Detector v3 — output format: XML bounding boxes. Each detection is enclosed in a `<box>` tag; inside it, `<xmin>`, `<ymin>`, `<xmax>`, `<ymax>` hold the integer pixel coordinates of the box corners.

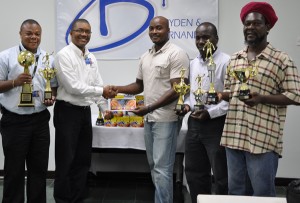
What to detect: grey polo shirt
<box><xmin>137</xmin><ymin>41</ymin><xmax>190</xmax><ymax>122</ymax></box>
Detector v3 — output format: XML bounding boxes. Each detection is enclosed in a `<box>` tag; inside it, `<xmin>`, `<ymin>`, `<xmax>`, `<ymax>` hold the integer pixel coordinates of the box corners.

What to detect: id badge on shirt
<box><xmin>85</xmin><ymin>57</ymin><xmax>93</xmax><ymax>65</ymax></box>
<box><xmin>32</xmin><ymin>90</ymin><xmax>40</xmax><ymax>97</ymax></box>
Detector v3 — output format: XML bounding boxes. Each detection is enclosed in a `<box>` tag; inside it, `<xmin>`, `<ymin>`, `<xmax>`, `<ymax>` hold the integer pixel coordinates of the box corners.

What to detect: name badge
<box><xmin>32</xmin><ymin>90</ymin><xmax>40</xmax><ymax>97</ymax></box>
<box><xmin>85</xmin><ymin>57</ymin><xmax>93</xmax><ymax>65</ymax></box>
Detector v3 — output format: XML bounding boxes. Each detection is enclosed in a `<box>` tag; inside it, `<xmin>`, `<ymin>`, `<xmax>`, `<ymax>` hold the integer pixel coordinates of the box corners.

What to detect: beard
<box><xmin>244</xmin><ymin>34</ymin><xmax>266</xmax><ymax>46</ymax></box>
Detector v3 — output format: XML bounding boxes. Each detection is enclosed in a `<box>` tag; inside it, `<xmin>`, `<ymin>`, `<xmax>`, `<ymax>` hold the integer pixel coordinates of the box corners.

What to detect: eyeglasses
<box><xmin>72</xmin><ymin>29</ymin><xmax>92</xmax><ymax>35</ymax></box>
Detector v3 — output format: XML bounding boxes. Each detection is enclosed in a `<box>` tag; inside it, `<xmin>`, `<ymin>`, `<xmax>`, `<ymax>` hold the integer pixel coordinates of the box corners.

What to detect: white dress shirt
<box><xmin>184</xmin><ymin>49</ymin><xmax>230</xmax><ymax>119</ymax></box>
<box><xmin>55</xmin><ymin>42</ymin><xmax>106</xmax><ymax>107</ymax></box>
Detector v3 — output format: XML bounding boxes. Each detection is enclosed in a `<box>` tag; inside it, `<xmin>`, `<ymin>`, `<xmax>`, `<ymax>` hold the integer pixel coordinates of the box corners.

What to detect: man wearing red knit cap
<box><xmin>218</xmin><ymin>2</ymin><xmax>300</xmax><ymax>196</ymax></box>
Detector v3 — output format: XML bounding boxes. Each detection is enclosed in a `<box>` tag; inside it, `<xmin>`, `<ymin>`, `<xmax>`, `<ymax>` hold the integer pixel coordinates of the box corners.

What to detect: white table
<box><xmin>90</xmin><ymin>114</ymin><xmax>188</xmax><ymax>202</ymax></box>
<box><xmin>90</xmin><ymin>114</ymin><xmax>187</xmax><ymax>173</ymax></box>
<box><xmin>91</xmin><ymin>115</ymin><xmax>187</xmax><ymax>152</ymax></box>
<box><xmin>197</xmin><ymin>195</ymin><xmax>287</xmax><ymax>203</ymax></box>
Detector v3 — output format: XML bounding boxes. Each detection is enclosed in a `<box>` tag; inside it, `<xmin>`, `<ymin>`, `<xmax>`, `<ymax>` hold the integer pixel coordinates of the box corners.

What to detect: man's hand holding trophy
<box><xmin>17</xmin><ymin>50</ymin><xmax>35</xmax><ymax>107</ymax></box>
<box><xmin>39</xmin><ymin>52</ymin><xmax>57</xmax><ymax>103</ymax></box>
<box><xmin>204</xmin><ymin>39</ymin><xmax>218</xmax><ymax>104</ymax></box>
<box><xmin>227</xmin><ymin>62</ymin><xmax>258</xmax><ymax>101</ymax></box>
<box><xmin>173</xmin><ymin>68</ymin><xmax>190</xmax><ymax>111</ymax></box>
<box><xmin>193</xmin><ymin>74</ymin><xmax>206</xmax><ymax>111</ymax></box>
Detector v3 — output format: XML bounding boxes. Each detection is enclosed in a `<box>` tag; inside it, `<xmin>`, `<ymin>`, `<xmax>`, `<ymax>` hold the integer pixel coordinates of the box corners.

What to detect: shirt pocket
<box><xmin>86</xmin><ymin>63</ymin><xmax>98</xmax><ymax>85</ymax></box>
<box><xmin>154</xmin><ymin>63</ymin><xmax>169</xmax><ymax>79</ymax></box>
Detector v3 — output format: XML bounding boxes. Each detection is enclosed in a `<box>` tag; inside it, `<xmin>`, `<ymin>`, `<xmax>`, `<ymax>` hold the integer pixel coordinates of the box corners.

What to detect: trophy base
<box><xmin>44</xmin><ymin>91</ymin><xmax>52</xmax><ymax>100</ymax></box>
<box><xmin>18</xmin><ymin>93</ymin><xmax>34</xmax><ymax>107</ymax></box>
<box><xmin>194</xmin><ymin>104</ymin><xmax>204</xmax><ymax>111</ymax></box>
<box><xmin>175</xmin><ymin>104</ymin><xmax>184</xmax><ymax>111</ymax></box>
<box><xmin>96</xmin><ymin>118</ymin><xmax>104</xmax><ymax>126</ymax></box>
<box><xmin>207</xmin><ymin>93</ymin><xmax>218</xmax><ymax>104</ymax></box>
<box><xmin>18</xmin><ymin>103</ymin><xmax>35</xmax><ymax>107</ymax></box>
<box><xmin>239</xmin><ymin>89</ymin><xmax>251</xmax><ymax>101</ymax></box>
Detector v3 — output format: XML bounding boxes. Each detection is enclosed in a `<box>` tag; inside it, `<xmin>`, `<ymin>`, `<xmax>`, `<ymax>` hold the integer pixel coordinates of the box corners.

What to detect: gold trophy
<box><xmin>193</xmin><ymin>74</ymin><xmax>205</xmax><ymax>111</ymax></box>
<box><xmin>39</xmin><ymin>52</ymin><xmax>57</xmax><ymax>100</ymax></box>
<box><xmin>204</xmin><ymin>40</ymin><xmax>218</xmax><ymax>104</ymax></box>
<box><xmin>18</xmin><ymin>51</ymin><xmax>35</xmax><ymax>107</ymax></box>
<box><xmin>227</xmin><ymin>64</ymin><xmax>258</xmax><ymax>100</ymax></box>
<box><xmin>173</xmin><ymin>68</ymin><xmax>190</xmax><ymax>111</ymax></box>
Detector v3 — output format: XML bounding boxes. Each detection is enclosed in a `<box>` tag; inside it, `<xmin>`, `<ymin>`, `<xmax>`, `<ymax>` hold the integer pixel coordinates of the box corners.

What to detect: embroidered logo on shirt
<box><xmin>85</xmin><ymin>57</ymin><xmax>93</xmax><ymax>65</ymax></box>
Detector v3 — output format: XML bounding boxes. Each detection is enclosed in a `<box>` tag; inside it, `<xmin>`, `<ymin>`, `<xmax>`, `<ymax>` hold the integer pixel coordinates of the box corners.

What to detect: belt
<box><xmin>56</xmin><ymin>100</ymin><xmax>90</xmax><ymax>110</ymax></box>
<box><xmin>0</xmin><ymin>106</ymin><xmax>46</xmax><ymax>116</ymax></box>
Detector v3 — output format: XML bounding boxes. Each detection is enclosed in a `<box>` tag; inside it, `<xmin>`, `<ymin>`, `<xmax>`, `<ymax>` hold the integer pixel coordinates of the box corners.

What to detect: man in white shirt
<box><xmin>178</xmin><ymin>22</ymin><xmax>230</xmax><ymax>203</ymax></box>
<box><xmin>53</xmin><ymin>19</ymin><xmax>116</xmax><ymax>203</ymax></box>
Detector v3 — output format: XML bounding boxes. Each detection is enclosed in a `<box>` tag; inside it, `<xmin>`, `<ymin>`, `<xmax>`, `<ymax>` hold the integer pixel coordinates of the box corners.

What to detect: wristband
<box><xmin>12</xmin><ymin>80</ymin><xmax>15</xmax><ymax>88</ymax></box>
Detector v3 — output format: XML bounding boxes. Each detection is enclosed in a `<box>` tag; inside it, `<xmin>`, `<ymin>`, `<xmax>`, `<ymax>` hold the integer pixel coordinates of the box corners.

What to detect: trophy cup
<box><xmin>39</xmin><ymin>52</ymin><xmax>57</xmax><ymax>100</ymax></box>
<box><xmin>18</xmin><ymin>50</ymin><xmax>35</xmax><ymax>107</ymax></box>
<box><xmin>193</xmin><ymin>74</ymin><xmax>205</xmax><ymax>111</ymax></box>
<box><xmin>227</xmin><ymin>64</ymin><xmax>258</xmax><ymax>100</ymax></box>
<box><xmin>204</xmin><ymin>40</ymin><xmax>218</xmax><ymax>104</ymax></box>
<box><xmin>173</xmin><ymin>68</ymin><xmax>190</xmax><ymax>111</ymax></box>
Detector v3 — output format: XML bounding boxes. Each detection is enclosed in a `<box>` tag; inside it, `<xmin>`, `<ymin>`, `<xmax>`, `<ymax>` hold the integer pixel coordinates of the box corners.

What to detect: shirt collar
<box><xmin>238</xmin><ymin>43</ymin><xmax>273</xmax><ymax>61</ymax></box>
<box><xmin>197</xmin><ymin>48</ymin><xmax>220</xmax><ymax>63</ymax></box>
<box><xmin>69</xmin><ymin>42</ymin><xmax>90</xmax><ymax>58</ymax></box>
<box><xmin>149</xmin><ymin>40</ymin><xmax>171</xmax><ymax>54</ymax></box>
<box><xmin>19</xmin><ymin>42</ymin><xmax>41</xmax><ymax>57</ymax></box>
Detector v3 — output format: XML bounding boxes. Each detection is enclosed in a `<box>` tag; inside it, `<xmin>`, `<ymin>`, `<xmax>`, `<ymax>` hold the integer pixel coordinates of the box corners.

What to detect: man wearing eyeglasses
<box><xmin>53</xmin><ymin>19</ymin><xmax>117</xmax><ymax>203</ymax></box>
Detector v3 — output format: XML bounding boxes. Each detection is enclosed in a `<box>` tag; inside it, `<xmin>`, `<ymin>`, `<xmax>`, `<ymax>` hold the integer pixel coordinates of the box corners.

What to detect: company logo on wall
<box><xmin>56</xmin><ymin>0</ymin><xmax>218</xmax><ymax>59</ymax></box>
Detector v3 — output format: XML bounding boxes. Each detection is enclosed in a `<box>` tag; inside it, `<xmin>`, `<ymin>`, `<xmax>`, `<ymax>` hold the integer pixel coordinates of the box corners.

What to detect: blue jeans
<box><xmin>144</xmin><ymin>121</ymin><xmax>178</xmax><ymax>203</ymax></box>
<box><xmin>226</xmin><ymin>147</ymin><xmax>279</xmax><ymax>196</ymax></box>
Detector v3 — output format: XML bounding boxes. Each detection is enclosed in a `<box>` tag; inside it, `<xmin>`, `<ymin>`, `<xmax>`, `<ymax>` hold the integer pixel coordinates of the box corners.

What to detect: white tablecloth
<box><xmin>197</xmin><ymin>195</ymin><xmax>287</xmax><ymax>203</ymax></box>
<box><xmin>92</xmin><ymin>114</ymin><xmax>188</xmax><ymax>153</ymax></box>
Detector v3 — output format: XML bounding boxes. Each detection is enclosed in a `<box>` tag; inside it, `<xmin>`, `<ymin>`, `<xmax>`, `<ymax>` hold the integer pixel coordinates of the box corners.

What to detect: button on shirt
<box><xmin>55</xmin><ymin>42</ymin><xmax>104</xmax><ymax>107</ymax></box>
<box><xmin>184</xmin><ymin>49</ymin><xmax>230</xmax><ymax>118</ymax></box>
<box><xmin>221</xmin><ymin>43</ymin><xmax>300</xmax><ymax>155</ymax></box>
<box><xmin>0</xmin><ymin>43</ymin><xmax>57</xmax><ymax>115</ymax></box>
<box><xmin>137</xmin><ymin>41</ymin><xmax>190</xmax><ymax>122</ymax></box>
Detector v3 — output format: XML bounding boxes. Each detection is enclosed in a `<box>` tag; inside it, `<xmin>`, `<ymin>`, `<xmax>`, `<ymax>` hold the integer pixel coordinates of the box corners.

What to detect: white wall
<box><xmin>0</xmin><ymin>0</ymin><xmax>299</xmax><ymax>178</ymax></box>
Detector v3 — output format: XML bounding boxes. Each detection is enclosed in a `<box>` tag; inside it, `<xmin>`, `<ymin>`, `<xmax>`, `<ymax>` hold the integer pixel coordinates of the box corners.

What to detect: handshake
<box><xmin>102</xmin><ymin>85</ymin><xmax>118</xmax><ymax>99</ymax></box>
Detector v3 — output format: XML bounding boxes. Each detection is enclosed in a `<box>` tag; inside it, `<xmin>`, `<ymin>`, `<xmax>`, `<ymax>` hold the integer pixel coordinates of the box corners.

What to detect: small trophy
<box><xmin>96</xmin><ymin>110</ymin><xmax>104</xmax><ymax>126</ymax></box>
<box><xmin>18</xmin><ymin>50</ymin><xmax>35</xmax><ymax>107</ymax></box>
<box><xmin>204</xmin><ymin>40</ymin><xmax>218</xmax><ymax>104</ymax></box>
<box><xmin>193</xmin><ymin>74</ymin><xmax>205</xmax><ymax>111</ymax></box>
<box><xmin>227</xmin><ymin>64</ymin><xmax>258</xmax><ymax>100</ymax></box>
<box><xmin>39</xmin><ymin>52</ymin><xmax>57</xmax><ymax>100</ymax></box>
<box><xmin>173</xmin><ymin>68</ymin><xmax>190</xmax><ymax>111</ymax></box>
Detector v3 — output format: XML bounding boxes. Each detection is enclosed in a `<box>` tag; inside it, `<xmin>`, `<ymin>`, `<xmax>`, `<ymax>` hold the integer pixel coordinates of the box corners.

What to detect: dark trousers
<box><xmin>53</xmin><ymin>100</ymin><xmax>92</xmax><ymax>203</ymax></box>
<box><xmin>185</xmin><ymin>115</ymin><xmax>228</xmax><ymax>203</ymax></box>
<box><xmin>0</xmin><ymin>108</ymin><xmax>50</xmax><ymax>203</ymax></box>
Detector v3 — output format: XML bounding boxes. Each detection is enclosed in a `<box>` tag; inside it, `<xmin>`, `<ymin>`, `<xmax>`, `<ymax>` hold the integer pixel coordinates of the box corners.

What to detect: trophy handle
<box><xmin>227</xmin><ymin>66</ymin><xmax>234</xmax><ymax>77</ymax></box>
<box><xmin>250</xmin><ymin>65</ymin><xmax>258</xmax><ymax>77</ymax></box>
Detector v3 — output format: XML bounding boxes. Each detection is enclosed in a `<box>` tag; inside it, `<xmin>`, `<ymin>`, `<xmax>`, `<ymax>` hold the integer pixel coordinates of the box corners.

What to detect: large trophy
<box><xmin>227</xmin><ymin>64</ymin><xmax>258</xmax><ymax>100</ymax></box>
<box><xmin>39</xmin><ymin>52</ymin><xmax>57</xmax><ymax>100</ymax></box>
<box><xmin>193</xmin><ymin>74</ymin><xmax>205</xmax><ymax>111</ymax></box>
<box><xmin>18</xmin><ymin>51</ymin><xmax>35</xmax><ymax>107</ymax></box>
<box><xmin>204</xmin><ymin>40</ymin><xmax>218</xmax><ymax>104</ymax></box>
<box><xmin>173</xmin><ymin>68</ymin><xmax>190</xmax><ymax>111</ymax></box>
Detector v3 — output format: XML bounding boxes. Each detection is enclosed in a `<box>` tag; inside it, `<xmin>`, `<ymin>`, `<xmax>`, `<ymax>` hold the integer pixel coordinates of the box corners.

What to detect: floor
<box><xmin>0</xmin><ymin>173</ymin><xmax>288</xmax><ymax>203</ymax></box>
<box><xmin>0</xmin><ymin>172</ymin><xmax>192</xmax><ymax>203</ymax></box>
